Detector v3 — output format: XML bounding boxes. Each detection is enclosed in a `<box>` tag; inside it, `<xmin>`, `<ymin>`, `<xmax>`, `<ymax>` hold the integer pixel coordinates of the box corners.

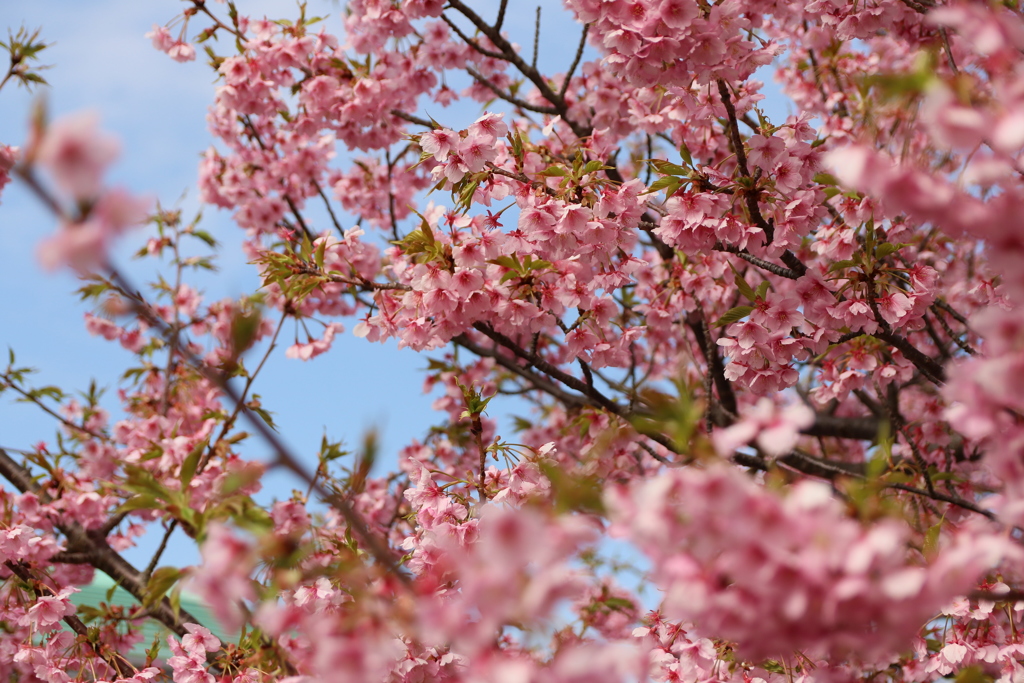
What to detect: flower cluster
<box><xmin>609</xmin><ymin>465</ymin><xmax>1009</xmax><ymax>664</ymax></box>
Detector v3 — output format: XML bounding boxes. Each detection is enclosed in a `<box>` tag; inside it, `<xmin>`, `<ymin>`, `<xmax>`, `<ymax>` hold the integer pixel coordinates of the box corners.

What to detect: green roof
<box><xmin>67</xmin><ymin>572</ymin><xmax>234</xmax><ymax>660</ymax></box>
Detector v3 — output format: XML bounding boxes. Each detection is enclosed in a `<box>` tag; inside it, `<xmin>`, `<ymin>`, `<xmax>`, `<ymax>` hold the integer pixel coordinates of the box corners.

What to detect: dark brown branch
<box><xmin>970</xmin><ymin>588</ymin><xmax>1024</xmax><ymax>602</ymax></box>
<box><xmin>390</xmin><ymin>109</ymin><xmax>436</xmax><ymax>129</ymax></box>
<box><xmin>931</xmin><ymin>303</ymin><xmax>976</xmax><ymax>355</ymax></box>
<box><xmin>934</xmin><ymin>298</ymin><xmax>970</xmax><ymax>326</ymax></box>
<box><xmin>716</xmin><ymin>79</ymin><xmax>786</xmax><ymax>248</ymax></box>
<box><xmin>889</xmin><ymin>483</ymin><xmax>994</xmax><ymax>520</ymax></box>
<box><xmin>454</xmin><ymin>333</ymin><xmax>589</xmax><ymax>409</ymax></box>
<box><xmin>472</xmin><ymin>323</ymin><xmax>624</xmax><ymax>415</ymax></box>
<box><xmin>871</xmin><ymin>329</ymin><xmax>947</xmax><ymax>384</ymax></box>
<box><xmin>240</xmin><ymin>116</ymin><xmax>316</xmax><ymax>242</ymax></box>
<box><xmin>717</xmin><ymin>79</ymin><xmax>751</xmax><ymax>176</ymax></box>
<box><xmin>801</xmin><ymin>413</ymin><xmax>881</xmax><ymax>440</ymax></box>
<box><xmin>730</xmin><ymin>445</ymin><xmax>994</xmax><ymax>519</ymax></box>
<box><xmin>0</xmin><ymin>373</ymin><xmax>109</xmax><ymax>442</ymax></box>
<box><xmin>313</xmin><ymin>180</ymin><xmax>345</xmax><ymax>238</ymax></box>
<box><xmin>495</xmin><ymin>0</ymin><xmax>509</xmax><ymax>31</ymax></box>
<box><xmin>714</xmin><ymin>242</ymin><xmax>803</xmax><ymax>280</ymax></box>
<box><xmin>686</xmin><ymin>315</ymin><xmax>738</xmax><ymax>416</ymax></box>
<box><xmin>142</xmin><ymin>520</ymin><xmax>177</xmax><ymax>584</ymax></box>
<box><xmin>531</xmin><ymin>6</ymin><xmax>541</xmax><ymax>69</ymax></box>
<box><xmin>465</xmin><ymin>65</ymin><xmax>560</xmax><ymax>115</ymax></box>
<box><xmin>440</xmin><ymin>13</ymin><xmax>506</xmax><ymax>60</ymax></box>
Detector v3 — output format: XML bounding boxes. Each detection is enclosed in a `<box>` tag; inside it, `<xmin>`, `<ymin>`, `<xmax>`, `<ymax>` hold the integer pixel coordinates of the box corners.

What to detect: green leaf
<box><xmin>873</xmin><ymin>242</ymin><xmax>907</xmax><ymax>259</ymax></box>
<box><xmin>955</xmin><ymin>665</ymin><xmax>993</xmax><ymax>683</ymax></box>
<box><xmin>733</xmin><ymin>271</ymin><xmax>758</xmax><ymax>302</ymax></box>
<box><xmin>456</xmin><ymin>379</ymin><xmax>493</xmax><ymax>416</ymax></box>
<box><xmin>145</xmin><ymin>633</ymin><xmax>162</xmax><ymax>665</ymax></box>
<box><xmin>581</xmin><ymin>160</ymin><xmax>607</xmax><ymax>175</ymax></box>
<box><xmin>828</xmin><ymin>259</ymin><xmax>858</xmax><ymax>273</ymax></box>
<box><xmin>922</xmin><ymin>516</ymin><xmax>944</xmax><ymax>559</ymax></box>
<box><xmin>419</xmin><ymin>220</ymin><xmax>436</xmax><ymax>246</ymax></box>
<box><xmin>313</xmin><ymin>238</ymin><xmax>327</xmax><ymax>270</ymax></box>
<box><xmin>77</xmin><ymin>282</ymin><xmax>111</xmax><ymax>301</ymax></box>
<box><xmin>230</xmin><ymin>308</ymin><xmax>262</xmax><ymax>357</ymax></box>
<box><xmin>179</xmin><ymin>440</ymin><xmax>206</xmax><ymax>488</ymax></box>
<box><xmin>143</xmin><ymin>567</ymin><xmax>181</xmax><ymax>610</ymax></box>
<box><xmin>678</xmin><ymin>142</ymin><xmax>694</xmax><ymax>168</ymax></box>
<box><xmin>248</xmin><ymin>394</ymin><xmax>277</xmax><ymax>431</ymax></box>
<box><xmin>714</xmin><ymin>305</ymin><xmax>755</xmax><ymax>327</ymax></box>
<box><xmin>642</xmin><ymin>176</ymin><xmax>682</xmax><ymax>195</ymax></box>
<box><xmin>122</xmin><ymin>464</ymin><xmax>171</xmax><ymax>500</ymax></box>
<box><xmin>649</xmin><ymin>159</ymin><xmax>689</xmax><ymax>176</ymax></box>
<box><xmin>507</xmin><ymin>131</ymin><xmax>524</xmax><ymax>160</ymax></box>
<box><xmin>77</xmin><ymin>605</ymin><xmax>104</xmax><ymax>624</ymax></box>
<box><xmin>489</xmin><ymin>255</ymin><xmax>521</xmax><ymax>272</ymax></box>
<box><xmin>116</xmin><ymin>495</ymin><xmax>161</xmax><ymax>515</ymax></box>
<box><xmin>538</xmin><ymin>461</ymin><xmax>605</xmax><ymax>515</ymax></box>
<box><xmin>525</xmin><ymin>256</ymin><xmax>552</xmax><ymax>271</ymax></box>
<box><xmin>538</xmin><ymin>165</ymin><xmax>568</xmax><ymax>177</ymax></box>
<box><xmin>755</xmin><ymin>281</ymin><xmax>770</xmax><ymax>300</ymax></box>
<box><xmin>168</xmin><ymin>585</ymin><xmax>181</xmax><ymax>622</ymax></box>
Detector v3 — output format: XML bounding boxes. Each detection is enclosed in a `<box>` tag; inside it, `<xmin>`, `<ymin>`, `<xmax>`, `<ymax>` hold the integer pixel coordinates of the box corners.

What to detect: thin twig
<box><xmin>560</xmin><ymin>24</ymin><xmax>589</xmax><ymax>100</ymax></box>
<box><xmin>389</xmin><ymin>109</ymin><xmax>436</xmax><ymax>129</ymax></box>
<box><xmin>465</xmin><ymin>65</ymin><xmax>560</xmax><ymax>115</ymax></box>
<box><xmin>531</xmin><ymin>6</ymin><xmax>541</xmax><ymax>69</ymax></box>
<box><xmin>313</xmin><ymin>180</ymin><xmax>345</xmax><ymax>238</ymax></box>
<box><xmin>871</xmin><ymin>329</ymin><xmax>946</xmax><ymax>384</ymax></box>
<box><xmin>495</xmin><ymin>0</ymin><xmax>509</xmax><ymax>31</ymax></box>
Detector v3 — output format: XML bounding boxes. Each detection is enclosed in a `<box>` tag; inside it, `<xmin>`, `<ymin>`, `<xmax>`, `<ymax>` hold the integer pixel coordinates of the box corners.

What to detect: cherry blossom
<box><xmin>4</xmin><ymin>0</ymin><xmax>1024</xmax><ymax>681</ymax></box>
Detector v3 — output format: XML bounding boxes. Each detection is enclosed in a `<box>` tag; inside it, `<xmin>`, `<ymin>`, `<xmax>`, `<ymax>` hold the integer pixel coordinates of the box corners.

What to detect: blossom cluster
<box><xmin>609</xmin><ymin>465</ymin><xmax>1008</xmax><ymax>663</ymax></box>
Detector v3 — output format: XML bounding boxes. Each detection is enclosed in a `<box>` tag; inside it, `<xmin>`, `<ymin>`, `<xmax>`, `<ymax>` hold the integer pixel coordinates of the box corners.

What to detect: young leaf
<box><xmin>733</xmin><ymin>271</ymin><xmax>758</xmax><ymax>302</ymax></box>
<box><xmin>179</xmin><ymin>439</ymin><xmax>207</xmax><ymax>488</ymax></box>
<box><xmin>714</xmin><ymin>305</ymin><xmax>755</xmax><ymax>327</ymax></box>
<box><xmin>143</xmin><ymin>566</ymin><xmax>181</xmax><ymax>610</ymax></box>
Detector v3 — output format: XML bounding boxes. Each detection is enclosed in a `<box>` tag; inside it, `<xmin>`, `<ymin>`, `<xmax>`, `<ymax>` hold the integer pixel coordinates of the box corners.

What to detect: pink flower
<box><xmin>167</xmin><ymin>42</ymin><xmax>197</xmax><ymax>63</ymax></box>
<box><xmin>608</xmin><ymin>466</ymin><xmax>1009</xmax><ymax>662</ymax></box>
<box><xmin>182</xmin><ymin>623</ymin><xmax>220</xmax><ymax>655</ymax></box>
<box><xmin>467</xmin><ymin>112</ymin><xmax>508</xmax><ymax>141</ymax></box>
<box><xmin>22</xmin><ymin>586</ymin><xmax>78</xmax><ymax>631</ymax></box>
<box><xmin>35</xmin><ymin>112</ymin><xmax>119</xmax><ymax>200</ymax></box>
<box><xmin>713</xmin><ymin>397</ymin><xmax>814</xmax><ymax>457</ymax></box>
<box><xmin>37</xmin><ymin>187</ymin><xmax>150</xmax><ymax>271</ymax></box>
<box><xmin>0</xmin><ymin>144</ymin><xmax>19</xmax><ymax>203</ymax></box>
<box><xmin>146</xmin><ymin>24</ymin><xmax>196</xmax><ymax>62</ymax></box>
<box><xmin>747</xmin><ymin>134</ymin><xmax>785</xmax><ymax>170</ymax></box>
<box><xmin>285</xmin><ymin>322</ymin><xmax>343</xmax><ymax>360</ymax></box>
<box><xmin>189</xmin><ymin>523</ymin><xmax>256</xmax><ymax>632</ymax></box>
<box><xmin>145</xmin><ymin>24</ymin><xmax>175</xmax><ymax>52</ymax></box>
<box><xmin>420</xmin><ymin>128</ymin><xmax>459</xmax><ymax>162</ymax></box>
